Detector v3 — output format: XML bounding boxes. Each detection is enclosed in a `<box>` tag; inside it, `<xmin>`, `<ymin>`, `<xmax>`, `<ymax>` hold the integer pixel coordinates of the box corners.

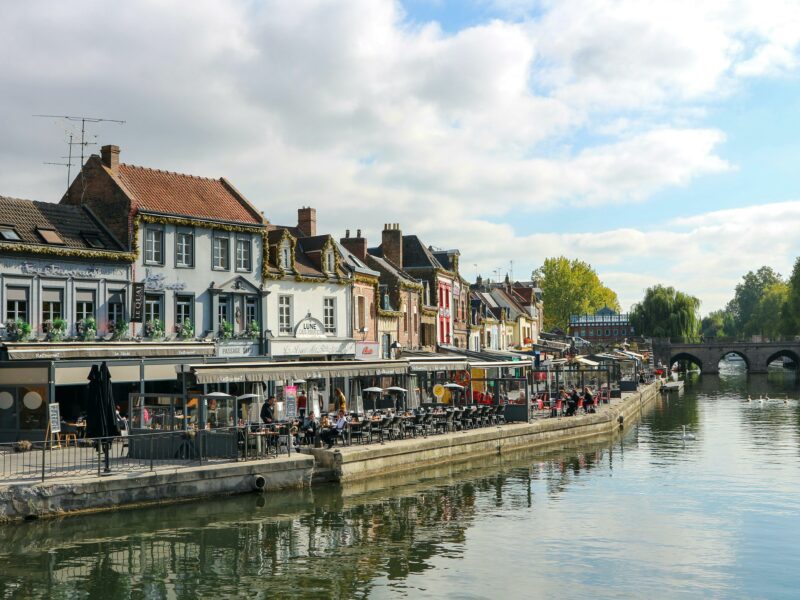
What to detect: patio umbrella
<box><xmin>86</xmin><ymin>362</ymin><xmax>119</xmax><ymax>473</ymax></box>
<box><xmin>86</xmin><ymin>362</ymin><xmax>119</xmax><ymax>439</ymax></box>
<box><xmin>386</xmin><ymin>386</ymin><xmax>407</xmax><ymax>411</ymax></box>
<box><xmin>363</xmin><ymin>387</ymin><xmax>384</xmax><ymax>412</ymax></box>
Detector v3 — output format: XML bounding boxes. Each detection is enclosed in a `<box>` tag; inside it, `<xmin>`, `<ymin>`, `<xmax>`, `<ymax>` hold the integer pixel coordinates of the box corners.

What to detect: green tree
<box><xmin>781</xmin><ymin>257</ymin><xmax>800</xmax><ymax>335</ymax></box>
<box><xmin>748</xmin><ymin>281</ymin><xmax>789</xmax><ymax>338</ymax></box>
<box><xmin>629</xmin><ymin>285</ymin><xmax>701</xmax><ymax>341</ymax></box>
<box><xmin>727</xmin><ymin>266</ymin><xmax>783</xmax><ymax>335</ymax></box>
<box><xmin>701</xmin><ymin>309</ymin><xmax>730</xmax><ymax>338</ymax></box>
<box><xmin>532</xmin><ymin>256</ymin><xmax>620</xmax><ymax>331</ymax></box>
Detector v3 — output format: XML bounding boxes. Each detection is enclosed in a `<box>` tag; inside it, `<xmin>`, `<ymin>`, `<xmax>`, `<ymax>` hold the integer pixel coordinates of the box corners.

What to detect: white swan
<box><xmin>682</xmin><ymin>425</ymin><xmax>696</xmax><ymax>441</ymax></box>
<box><xmin>747</xmin><ymin>395</ymin><xmax>752</xmax><ymax>402</ymax></box>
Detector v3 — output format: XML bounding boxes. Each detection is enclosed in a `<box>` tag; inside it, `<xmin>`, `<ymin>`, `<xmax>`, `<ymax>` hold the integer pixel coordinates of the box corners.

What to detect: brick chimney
<box><xmin>341</xmin><ymin>228</ymin><xmax>367</xmax><ymax>261</ymax></box>
<box><xmin>101</xmin><ymin>144</ymin><xmax>120</xmax><ymax>175</ymax></box>
<box><xmin>297</xmin><ymin>207</ymin><xmax>317</xmax><ymax>237</ymax></box>
<box><xmin>382</xmin><ymin>223</ymin><xmax>403</xmax><ymax>267</ymax></box>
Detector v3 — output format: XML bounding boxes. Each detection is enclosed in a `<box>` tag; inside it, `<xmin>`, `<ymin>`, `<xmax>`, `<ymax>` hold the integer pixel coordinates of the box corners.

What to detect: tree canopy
<box><xmin>532</xmin><ymin>257</ymin><xmax>620</xmax><ymax>331</ymax></box>
<box><xmin>781</xmin><ymin>257</ymin><xmax>800</xmax><ymax>335</ymax></box>
<box><xmin>629</xmin><ymin>285</ymin><xmax>701</xmax><ymax>341</ymax></box>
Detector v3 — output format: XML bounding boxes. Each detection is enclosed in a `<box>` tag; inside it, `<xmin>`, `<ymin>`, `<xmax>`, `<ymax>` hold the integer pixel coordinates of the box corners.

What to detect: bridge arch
<box><xmin>670</xmin><ymin>352</ymin><xmax>703</xmax><ymax>372</ymax></box>
<box><xmin>764</xmin><ymin>349</ymin><xmax>800</xmax><ymax>371</ymax></box>
<box><xmin>718</xmin><ymin>350</ymin><xmax>750</xmax><ymax>371</ymax></box>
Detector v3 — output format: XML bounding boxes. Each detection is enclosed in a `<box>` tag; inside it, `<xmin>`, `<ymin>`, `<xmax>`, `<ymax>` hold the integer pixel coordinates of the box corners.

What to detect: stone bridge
<box><xmin>651</xmin><ymin>339</ymin><xmax>800</xmax><ymax>374</ymax></box>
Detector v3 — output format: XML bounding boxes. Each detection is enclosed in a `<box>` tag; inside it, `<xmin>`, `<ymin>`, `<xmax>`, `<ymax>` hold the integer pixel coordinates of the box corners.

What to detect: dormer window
<box><xmin>280</xmin><ymin>242</ymin><xmax>292</xmax><ymax>270</ymax></box>
<box><xmin>0</xmin><ymin>226</ymin><xmax>21</xmax><ymax>241</ymax></box>
<box><xmin>36</xmin><ymin>228</ymin><xmax>65</xmax><ymax>245</ymax></box>
<box><xmin>82</xmin><ymin>233</ymin><xmax>105</xmax><ymax>249</ymax></box>
<box><xmin>325</xmin><ymin>249</ymin><xmax>335</xmax><ymax>274</ymax></box>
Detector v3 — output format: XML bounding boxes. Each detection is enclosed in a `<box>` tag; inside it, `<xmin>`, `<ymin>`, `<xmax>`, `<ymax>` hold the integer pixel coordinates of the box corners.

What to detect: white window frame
<box><xmin>236</xmin><ymin>237</ymin><xmax>252</xmax><ymax>272</ymax></box>
<box><xmin>144</xmin><ymin>227</ymin><xmax>163</xmax><ymax>265</ymax></box>
<box><xmin>280</xmin><ymin>242</ymin><xmax>292</xmax><ymax>271</ymax></box>
<box><xmin>323</xmin><ymin>297</ymin><xmax>336</xmax><ymax>334</ymax></box>
<box><xmin>175</xmin><ymin>230</ymin><xmax>194</xmax><ymax>268</ymax></box>
<box><xmin>144</xmin><ymin>294</ymin><xmax>162</xmax><ymax>323</ymax></box>
<box><xmin>212</xmin><ymin>233</ymin><xmax>230</xmax><ymax>270</ymax></box>
<box><xmin>176</xmin><ymin>295</ymin><xmax>193</xmax><ymax>324</ymax></box>
<box><xmin>278</xmin><ymin>295</ymin><xmax>293</xmax><ymax>334</ymax></box>
<box><xmin>245</xmin><ymin>296</ymin><xmax>258</xmax><ymax>325</ymax></box>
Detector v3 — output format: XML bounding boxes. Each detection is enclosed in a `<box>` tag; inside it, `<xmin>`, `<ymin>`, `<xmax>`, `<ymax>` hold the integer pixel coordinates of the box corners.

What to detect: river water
<box><xmin>1</xmin><ymin>363</ymin><xmax>799</xmax><ymax>599</ymax></box>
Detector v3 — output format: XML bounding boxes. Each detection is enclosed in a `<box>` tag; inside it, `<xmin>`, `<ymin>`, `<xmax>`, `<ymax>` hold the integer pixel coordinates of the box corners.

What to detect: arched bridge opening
<box><xmin>671</xmin><ymin>352</ymin><xmax>703</xmax><ymax>373</ymax></box>
<box><xmin>719</xmin><ymin>351</ymin><xmax>750</xmax><ymax>372</ymax></box>
<box><xmin>765</xmin><ymin>349</ymin><xmax>800</xmax><ymax>371</ymax></box>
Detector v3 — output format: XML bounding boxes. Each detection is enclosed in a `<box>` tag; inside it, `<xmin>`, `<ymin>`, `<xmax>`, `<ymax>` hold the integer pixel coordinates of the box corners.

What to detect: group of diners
<box><xmin>555</xmin><ymin>386</ymin><xmax>597</xmax><ymax>417</ymax></box>
<box><xmin>254</xmin><ymin>395</ymin><xmax>507</xmax><ymax>451</ymax></box>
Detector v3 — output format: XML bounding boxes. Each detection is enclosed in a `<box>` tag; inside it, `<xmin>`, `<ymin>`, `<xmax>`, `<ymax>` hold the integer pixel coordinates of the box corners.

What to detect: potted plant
<box><xmin>219</xmin><ymin>319</ymin><xmax>233</xmax><ymax>340</ymax></box>
<box><xmin>176</xmin><ymin>320</ymin><xmax>195</xmax><ymax>339</ymax></box>
<box><xmin>145</xmin><ymin>319</ymin><xmax>165</xmax><ymax>340</ymax></box>
<box><xmin>5</xmin><ymin>319</ymin><xmax>31</xmax><ymax>341</ymax></box>
<box><xmin>76</xmin><ymin>317</ymin><xmax>97</xmax><ymax>341</ymax></box>
<box><xmin>45</xmin><ymin>318</ymin><xmax>67</xmax><ymax>342</ymax></box>
<box><xmin>110</xmin><ymin>319</ymin><xmax>129</xmax><ymax>341</ymax></box>
<box><xmin>247</xmin><ymin>320</ymin><xmax>260</xmax><ymax>341</ymax></box>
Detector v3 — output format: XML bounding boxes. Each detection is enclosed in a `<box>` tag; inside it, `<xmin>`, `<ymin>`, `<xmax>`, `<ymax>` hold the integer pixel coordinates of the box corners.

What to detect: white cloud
<box><xmin>0</xmin><ymin>0</ymin><xmax>799</xmax><ymax>311</ymax></box>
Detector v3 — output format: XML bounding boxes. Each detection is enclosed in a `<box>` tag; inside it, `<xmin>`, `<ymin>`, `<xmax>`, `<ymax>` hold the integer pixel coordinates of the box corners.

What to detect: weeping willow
<box><xmin>630</xmin><ymin>285</ymin><xmax>701</xmax><ymax>341</ymax></box>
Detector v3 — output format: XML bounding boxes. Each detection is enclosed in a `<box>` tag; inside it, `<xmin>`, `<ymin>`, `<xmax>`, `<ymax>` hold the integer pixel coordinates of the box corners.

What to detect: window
<box><xmin>176</xmin><ymin>295</ymin><xmax>193</xmax><ymax>324</ymax></box>
<box><xmin>325</xmin><ymin>250</ymin><xmax>335</xmax><ymax>273</ymax></box>
<box><xmin>323</xmin><ymin>297</ymin><xmax>335</xmax><ymax>334</ymax></box>
<box><xmin>280</xmin><ymin>242</ymin><xmax>292</xmax><ymax>270</ymax></box>
<box><xmin>108</xmin><ymin>290</ymin><xmax>125</xmax><ymax>324</ymax></box>
<box><xmin>278</xmin><ymin>296</ymin><xmax>292</xmax><ymax>334</ymax></box>
<box><xmin>82</xmin><ymin>233</ymin><xmax>104</xmax><ymax>249</ymax></box>
<box><xmin>357</xmin><ymin>296</ymin><xmax>366</xmax><ymax>331</ymax></box>
<box><xmin>144</xmin><ymin>295</ymin><xmax>162</xmax><ymax>323</ymax></box>
<box><xmin>236</xmin><ymin>237</ymin><xmax>251</xmax><ymax>271</ymax></box>
<box><xmin>0</xmin><ymin>226</ymin><xmax>21</xmax><ymax>241</ymax></box>
<box><xmin>36</xmin><ymin>228</ymin><xmax>64</xmax><ymax>245</ymax></box>
<box><xmin>42</xmin><ymin>289</ymin><xmax>63</xmax><ymax>322</ymax></box>
<box><xmin>403</xmin><ymin>304</ymin><xmax>408</xmax><ymax>332</ymax></box>
<box><xmin>175</xmin><ymin>230</ymin><xmax>194</xmax><ymax>268</ymax></box>
<box><xmin>213</xmin><ymin>234</ymin><xmax>230</xmax><ymax>270</ymax></box>
<box><xmin>75</xmin><ymin>290</ymin><xmax>95</xmax><ymax>322</ymax></box>
<box><xmin>245</xmin><ymin>296</ymin><xmax>258</xmax><ymax>325</ymax></box>
<box><xmin>218</xmin><ymin>296</ymin><xmax>230</xmax><ymax>325</ymax></box>
<box><xmin>144</xmin><ymin>228</ymin><xmax>163</xmax><ymax>264</ymax></box>
<box><xmin>5</xmin><ymin>287</ymin><xmax>28</xmax><ymax>321</ymax></box>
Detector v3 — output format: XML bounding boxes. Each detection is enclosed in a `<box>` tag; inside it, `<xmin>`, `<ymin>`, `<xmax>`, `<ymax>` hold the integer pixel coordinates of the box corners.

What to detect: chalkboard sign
<box><xmin>284</xmin><ymin>385</ymin><xmax>297</xmax><ymax>420</ymax></box>
<box><xmin>49</xmin><ymin>402</ymin><xmax>61</xmax><ymax>434</ymax></box>
<box><xmin>131</xmin><ymin>283</ymin><xmax>145</xmax><ymax>323</ymax></box>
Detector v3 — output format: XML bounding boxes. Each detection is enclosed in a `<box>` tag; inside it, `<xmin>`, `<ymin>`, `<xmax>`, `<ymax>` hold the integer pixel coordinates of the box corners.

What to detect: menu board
<box><xmin>284</xmin><ymin>385</ymin><xmax>297</xmax><ymax>420</ymax></box>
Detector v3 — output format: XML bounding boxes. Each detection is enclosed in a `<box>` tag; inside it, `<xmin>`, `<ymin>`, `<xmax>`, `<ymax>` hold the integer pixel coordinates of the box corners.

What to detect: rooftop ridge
<box><xmin>120</xmin><ymin>162</ymin><xmax>219</xmax><ymax>182</ymax></box>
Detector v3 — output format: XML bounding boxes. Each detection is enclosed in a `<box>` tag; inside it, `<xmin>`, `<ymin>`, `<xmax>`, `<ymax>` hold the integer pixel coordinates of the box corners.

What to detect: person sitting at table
<box><xmin>322</xmin><ymin>410</ymin><xmax>348</xmax><ymax>448</ymax></box>
<box><xmin>566</xmin><ymin>388</ymin><xmax>578</xmax><ymax>417</ymax></box>
<box><xmin>260</xmin><ymin>396</ymin><xmax>276</xmax><ymax>424</ymax></box>
<box><xmin>583</xmin><ymin>386</ymin><xmax>595</xmax><ymax>413</ymax></box>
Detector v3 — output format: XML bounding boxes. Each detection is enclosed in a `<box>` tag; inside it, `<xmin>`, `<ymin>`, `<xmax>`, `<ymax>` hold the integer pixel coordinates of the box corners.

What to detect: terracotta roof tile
<box><xmin>115</xmin><ymin>164</ymin><xmax>264</xmax><ymax>225</ymax></box>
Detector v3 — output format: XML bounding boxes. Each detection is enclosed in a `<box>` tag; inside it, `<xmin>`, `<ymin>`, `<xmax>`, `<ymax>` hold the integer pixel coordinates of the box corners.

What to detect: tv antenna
<box><xmin>34</xmin><ymin>114</ymin><xmax>125</xmax><ymax>200</ymax></box>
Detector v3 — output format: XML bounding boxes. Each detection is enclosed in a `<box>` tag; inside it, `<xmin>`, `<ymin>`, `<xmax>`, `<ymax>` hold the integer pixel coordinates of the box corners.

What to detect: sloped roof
<box><xmin>366</xmin><ymin>254</ymin><xmax>417</xmax><ymax>285</ymax></box>
<box><xmin>114</xmin><ymin>163</ymin><xmax>265</xmax><ymax>225</ymax></box>
<box><xmin>0</xmin><ymin>196</ymin><xmax>123</xmax><ymax>252</ymax></box>
<box><xmin>336</xmin><ymin>242</ymin><xmax>380</xmax><ymax>278</ymax></box>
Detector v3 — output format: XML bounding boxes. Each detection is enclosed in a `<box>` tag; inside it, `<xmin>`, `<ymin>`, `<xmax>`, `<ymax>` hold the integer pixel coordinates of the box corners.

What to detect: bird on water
<box><xmin>682</xmin><ymin>425</ymin><xmax>696</xmax><ymax>441</ymax></box>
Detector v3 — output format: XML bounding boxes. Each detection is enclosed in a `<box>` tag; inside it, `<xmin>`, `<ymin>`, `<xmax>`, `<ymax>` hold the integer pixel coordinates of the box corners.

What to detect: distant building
<box><xmin>568</xmin><ymin>306</ymin><xmax>633</xmax><ymax>344</ymax></box>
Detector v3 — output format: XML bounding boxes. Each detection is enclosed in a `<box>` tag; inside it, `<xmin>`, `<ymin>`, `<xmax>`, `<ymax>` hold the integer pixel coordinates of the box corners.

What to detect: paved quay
<box><xmin>0</xmin><ymin>382</ymin><xmax>659</xmax><ymax>523</ymax></box>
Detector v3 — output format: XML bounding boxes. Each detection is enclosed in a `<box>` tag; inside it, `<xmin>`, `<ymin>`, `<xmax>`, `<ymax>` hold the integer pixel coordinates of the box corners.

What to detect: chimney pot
<box><xmin>297</xmin><ymin>207</ymin><xmax>317</xmax><ymax>237</ymax></box>
<box><xmin>357</xmin><ymin>229</ymin><xmax>361</xmax><ymax>238</ymax></box>
<box><xmin>382</xmin><ymin>222</ymin><xmax>403</xmax><ymax>267</ymax></box>
<box><xmin>345</xmin><ymin>229</ymin><xmax>350</xmax><ymax>238</ymax></box>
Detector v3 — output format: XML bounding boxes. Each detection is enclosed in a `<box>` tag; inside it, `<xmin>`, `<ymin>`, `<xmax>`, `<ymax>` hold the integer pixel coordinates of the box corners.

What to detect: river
<box><xmin>1</xmin><ymin>363</ymin><xmax>799</xmax><ymax>599</ymax></box>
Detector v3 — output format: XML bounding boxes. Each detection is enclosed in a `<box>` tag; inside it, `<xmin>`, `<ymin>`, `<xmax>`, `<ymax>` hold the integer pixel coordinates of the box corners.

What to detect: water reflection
<box><xmin>2</xmin><ymin>370</ymin><xmax>800</xmax><ymax>599</ymax></box>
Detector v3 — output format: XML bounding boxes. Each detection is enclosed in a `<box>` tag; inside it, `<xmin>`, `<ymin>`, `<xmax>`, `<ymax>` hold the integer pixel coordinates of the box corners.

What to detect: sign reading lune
<box><xmin>294</xmin><ymin>314</ymin><xmax>326</xmax><ymax>338</ymax></box>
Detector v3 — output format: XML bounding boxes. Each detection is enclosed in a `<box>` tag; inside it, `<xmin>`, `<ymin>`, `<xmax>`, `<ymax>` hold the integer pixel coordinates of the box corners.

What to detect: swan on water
<box><xmin>682</xmin><ymin>425</ymin><xmax>696</xmax><ymax>440</ymax></box>
<box><xmin>747</xmin><ymin>395</ymin><xmax>752</xmax><ymax>402</ymax></box>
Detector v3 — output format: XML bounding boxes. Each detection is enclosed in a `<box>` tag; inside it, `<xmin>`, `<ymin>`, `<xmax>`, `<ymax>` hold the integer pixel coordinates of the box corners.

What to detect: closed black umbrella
<box><xmin>86</xmin><ymin>362</ymin><xmax>119</xmax><ymax>438</ymax></box>
<box><xmin>86</xmin><ymin>362</ymin><xmax>119</xmax><ymax>472</ymax></box>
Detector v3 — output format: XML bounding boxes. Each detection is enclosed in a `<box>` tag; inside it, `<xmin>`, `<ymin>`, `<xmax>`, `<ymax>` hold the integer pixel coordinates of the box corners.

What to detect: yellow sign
<box><xmin>433</xmin><ymin>384</ymin><xmax>445</xmax><ymax>399</ymax></box>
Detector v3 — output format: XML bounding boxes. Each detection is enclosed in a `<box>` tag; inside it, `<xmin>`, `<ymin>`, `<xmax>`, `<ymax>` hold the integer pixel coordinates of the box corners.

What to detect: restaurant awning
<box><xmin>408</xmin><ymin>358</ymin><xmax>469</xmax><ymax>372</ymax></box>
<box><xmin>2</xmin><ymin>342</ymin><xmax>216</xmax><ymax>361</ymax></box>
<box><xmin>185</xmin><ymin>359</ymin><xmax>410</xmax><ymax>384</ymax></box>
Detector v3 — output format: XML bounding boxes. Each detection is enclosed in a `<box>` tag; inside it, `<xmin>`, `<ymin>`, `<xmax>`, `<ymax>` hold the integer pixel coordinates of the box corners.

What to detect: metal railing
<box><xmin>0</xmin><ymin>425</ymin><xmax>292</xmax><ymax>483</ymax></box>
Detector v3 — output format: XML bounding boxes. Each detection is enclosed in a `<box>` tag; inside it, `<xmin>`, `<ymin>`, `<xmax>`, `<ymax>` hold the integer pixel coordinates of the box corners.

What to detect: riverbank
<box><xmin>0</xmin><ymin>381</ymin><xmax>660</xmax><ymax>522</ymax></box>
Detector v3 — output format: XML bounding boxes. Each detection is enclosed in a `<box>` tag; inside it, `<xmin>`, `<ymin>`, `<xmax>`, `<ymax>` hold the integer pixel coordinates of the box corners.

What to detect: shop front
<box><xmin>0</xmin><ymin>341</ymin><xmax>215</xmax><ymax>442</ymax></box>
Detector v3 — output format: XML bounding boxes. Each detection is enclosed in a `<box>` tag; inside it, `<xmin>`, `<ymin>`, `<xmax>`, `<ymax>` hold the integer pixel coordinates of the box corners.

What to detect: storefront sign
<box><xmin>355</xmin><ymin>341</ymin><xmax>379</xmax><ymax>360</ymax></box>
<box><xmin>294</xmin><ymin>315</ymin><xmax>326</xmax><ymax>338</ymax></box>
<box><xmin>284</xmin><ymin>385</ymin><xmax>297</xmax><ymax>419</ymax></box>
<box><xmin>143</xmin><ymin>268</ymin><xmax>187</xmax><ymax>291</ymax></box>
<box><xmin>216</xmin><ymin>342</ymin><xmax>258</xmax><ymax>358</ymax></box>
<box><xmin>271</xmin><ymin>339</ymin><xmax>355</xmax><ymax>357</ymax></box>
<box><xmin>131</xmin><ymin>283</ymin><xmax>145</xmax><ymax>323</ymax></box>
<box><xmin>48</xmin><ymin>402</ymin><xmax>61</xmax><ymax>434</ymax></box>
<box><xmin>17</xmin><ymin>260</ymin><xmax>124</xmax><ymax>279</ymax></box>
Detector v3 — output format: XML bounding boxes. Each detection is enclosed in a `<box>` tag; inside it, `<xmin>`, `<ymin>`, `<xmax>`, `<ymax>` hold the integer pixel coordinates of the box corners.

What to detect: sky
<box><xmin>1</xmin><ymin>0</ymin><xmax>800</xmax><ymax>314</ymax></box>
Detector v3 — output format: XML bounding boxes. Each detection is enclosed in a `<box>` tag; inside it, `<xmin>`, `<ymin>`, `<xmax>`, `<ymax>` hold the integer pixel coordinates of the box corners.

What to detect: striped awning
<box><xmin>2</xmin><ymin>342</ymin><xmax>215</xmax><ymax>361</ymax></box>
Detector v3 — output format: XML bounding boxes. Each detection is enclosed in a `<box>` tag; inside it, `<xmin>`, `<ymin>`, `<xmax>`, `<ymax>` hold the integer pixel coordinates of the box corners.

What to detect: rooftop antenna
<box><xmin>34</xmin><ymin>114</ymin><xmax>125</xmax><ymax>201</ymax></box>
<box><xmin>510</xmin><ymin>260</ymin><xmax>514</xmax><ymax>284</ymax></box>
<box><xmin>42</xmin><ymin>133</ymin><xmax>79</xmax><ymax>196</ymax></box>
